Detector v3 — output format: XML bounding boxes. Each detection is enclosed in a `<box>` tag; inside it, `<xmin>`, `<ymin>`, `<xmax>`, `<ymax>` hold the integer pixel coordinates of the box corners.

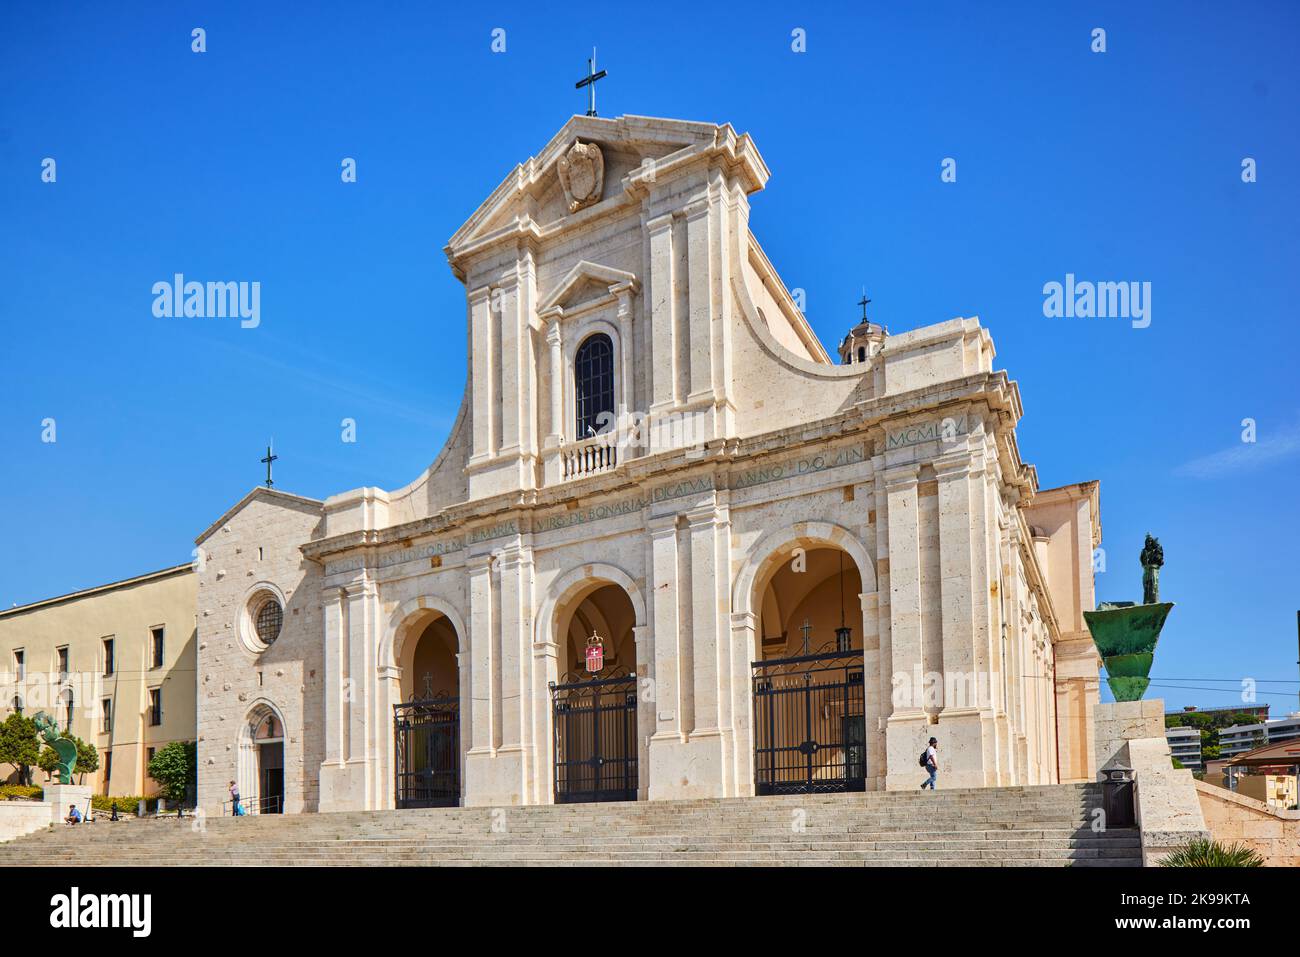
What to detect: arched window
<box><xmin>857</xmin><ymin>346</ymin><xmax>866</xmax><ymax>363</ymax></box>
<box><xmin>574</xmin><ymin>333</ymin><xmax>615</xmax><ymax>438</ymax></box>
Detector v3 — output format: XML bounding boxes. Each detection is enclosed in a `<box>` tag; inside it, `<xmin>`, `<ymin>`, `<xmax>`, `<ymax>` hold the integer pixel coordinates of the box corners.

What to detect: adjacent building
<box><xmin>1164</xmin><ymin>725</ymin><xmax>1202</xmax><ymax>770</ymax></box>
<box><xmin>0</xmin><ymin>564</ymin><xmax>197</xmax><ymax>797</ymax></box>
<box><xmin>1220</xmin><ymin>714</ymin><xmax>1300</xmax><ymax>758</ymax></box>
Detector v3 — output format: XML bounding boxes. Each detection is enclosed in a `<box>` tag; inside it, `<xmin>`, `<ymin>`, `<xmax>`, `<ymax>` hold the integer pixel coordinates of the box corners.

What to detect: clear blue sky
<box><xmin>2</xmin><ymin>2</ymin><xmax>1297</xmax><ymax>713</ymax></box>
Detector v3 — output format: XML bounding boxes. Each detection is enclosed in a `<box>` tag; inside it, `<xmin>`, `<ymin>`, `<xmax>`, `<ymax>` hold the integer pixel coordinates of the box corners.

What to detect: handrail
<box><xmin>222</xmin><ymin>793</ymin><xmax>283</xmax><ymax>816</ymax></box>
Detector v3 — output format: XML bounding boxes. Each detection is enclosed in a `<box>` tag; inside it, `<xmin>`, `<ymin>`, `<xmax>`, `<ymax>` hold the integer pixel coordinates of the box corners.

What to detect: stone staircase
<box><xmin>0</xmin><ymin>783</ymin><xmax>1142</xmax><ymax>866</ymax></box>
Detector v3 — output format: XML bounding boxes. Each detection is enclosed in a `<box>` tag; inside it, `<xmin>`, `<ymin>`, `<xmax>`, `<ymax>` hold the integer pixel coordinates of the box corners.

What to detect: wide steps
<box><xmin>0</xmin><ymin>784</ymin><xmax>1140</xmax><ymax>867</ymax></box>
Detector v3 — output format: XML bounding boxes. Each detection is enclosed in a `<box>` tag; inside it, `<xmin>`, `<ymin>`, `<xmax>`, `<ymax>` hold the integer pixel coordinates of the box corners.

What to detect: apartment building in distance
<box><xmin>0</xmin><ymin>563</ymin><xmax>196</xmax><ymax>797</ymax></box>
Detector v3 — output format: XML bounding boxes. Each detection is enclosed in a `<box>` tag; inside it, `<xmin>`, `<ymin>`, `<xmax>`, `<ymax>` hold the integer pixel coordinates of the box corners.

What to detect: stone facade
<box><xmin>193</xmin><ymin>115</ymin><xmax>1103</xmax><ymax>814</ymax></box>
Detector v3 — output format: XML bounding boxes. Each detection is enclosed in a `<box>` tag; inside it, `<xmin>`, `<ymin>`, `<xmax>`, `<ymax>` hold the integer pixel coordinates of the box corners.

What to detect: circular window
<box><xmin>239</xmin><ymin>584</ymin><xmax>287</xmax><ymax>655</ymax></box>
<box><xmin>255</xmin><ymin>598</ymin><xmax>283</xmax><ymax>645</ymax></box>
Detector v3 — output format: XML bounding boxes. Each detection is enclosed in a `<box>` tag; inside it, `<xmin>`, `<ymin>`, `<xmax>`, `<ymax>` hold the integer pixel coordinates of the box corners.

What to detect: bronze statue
<box><xmin>1140</xmin><ymin>533</ymin><xmax>1164</xmax><ymax>605</ymax></box>
<box><xmin>33</xmin><ymin>712</ymin><xmax>78</xmax><ymax>785</ymax></box>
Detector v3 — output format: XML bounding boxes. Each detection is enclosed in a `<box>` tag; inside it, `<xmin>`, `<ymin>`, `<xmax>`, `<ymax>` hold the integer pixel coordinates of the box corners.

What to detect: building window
<box><xmin>61</xmin><ymin>690</ymin><xmax>74</xmax><ymax>731</ymax></box>
<box><xmin>104</xmin><ymin>751</ymin><xmax>112</xmax><ymax>783</ymax></box>
<box><xmin>574</xmin><ymin>333</ymin><xmax>615</xmax><ymax>439</ymax></box>
<box><xmin>857</xmin><ymin>346</ymin><xmax>866</xmax><ymax>363</ymax></box>
<box><xmin>255</xmin><ymin>599</ymin><xmax>283</xmax><ymax>645</ymax></box>
<box><xmin>148</xmin><ymin>688</ymin><xmax>162</xmax><ymax>727</ymax></box>
<box><xmin>10</xmin><ymin>695</ymin><xmax>21</xmax><ymax>716</ymax></box>
<box><xmin>146</xmin><ymin>747</ymin><xmax>155</xmax><ymax>767</ymax></box>
<box><xmin>150</xmin><ymin>627</ymin><xmax>165</xmax><ymax>669</ymax></box>
<box><xmin>56</xmin><ymin>646</ymin><xmax>69</xmax><ymax>683</ymax></box>
<box><xmin>103</xmin><ymin>638</ymin><xmax>115</xmax><ymax>677</ymax></box>
<box><xmin>13</xmin><ymin>649</ymin><xmax>23</xmax><ymax>681</ymax></box>
<box><xmin>101</xmin><ymin>698</ymin><xmax>113</xmax><ymax>733</ymax></box>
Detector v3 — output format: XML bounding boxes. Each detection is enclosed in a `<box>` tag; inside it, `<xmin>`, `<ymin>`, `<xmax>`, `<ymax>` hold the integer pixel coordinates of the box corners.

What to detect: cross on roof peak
<box><xmin>575</xmin><ymin>47</ymin><xmax>608</xmax><ymax>117</ymax></box>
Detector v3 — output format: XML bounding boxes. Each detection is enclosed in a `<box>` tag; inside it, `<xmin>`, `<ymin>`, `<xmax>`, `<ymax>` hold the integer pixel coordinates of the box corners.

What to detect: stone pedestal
<box><xmin>45</xmin><ymin>784</ymin><xmax>92</xmax><ymax>825</ymax></box>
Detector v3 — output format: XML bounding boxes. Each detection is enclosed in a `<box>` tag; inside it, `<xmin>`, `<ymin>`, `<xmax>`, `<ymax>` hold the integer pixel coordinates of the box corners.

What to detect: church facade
<box><xmin>193</xmin><ymin>115</ymin><xmax>1102</xmax><ymax>815</ymax></box>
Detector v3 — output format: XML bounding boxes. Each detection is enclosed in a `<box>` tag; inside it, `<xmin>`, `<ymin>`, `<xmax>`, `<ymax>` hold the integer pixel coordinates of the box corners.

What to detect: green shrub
<box><xmin>91</xmin><ymin>794</ymin><xmax>160</xmax><ymax>814</ymax></box>
<box><xmin>1159</xmin><ymin>838</ymin><xmax>1265</xmax><ymax>867</ymax></box>
<box><xmin>0</xmin><ymin>784</ymin><xmax>43</xmax><ymax>801</ymax></box>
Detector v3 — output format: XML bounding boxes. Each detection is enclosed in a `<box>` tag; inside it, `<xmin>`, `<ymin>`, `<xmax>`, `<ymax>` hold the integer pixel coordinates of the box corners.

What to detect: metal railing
<box><xmin>222</xmin><ymin>793</ymin><xmax>283</xmax><ymax>816</ymax></box>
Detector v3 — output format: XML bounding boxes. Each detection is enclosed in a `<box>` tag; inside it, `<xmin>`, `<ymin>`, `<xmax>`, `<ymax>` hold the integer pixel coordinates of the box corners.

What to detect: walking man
<box><xmin>919</xmin><ymin>737</ymin><xmax>939</xmax><ymax>790</ymax></box>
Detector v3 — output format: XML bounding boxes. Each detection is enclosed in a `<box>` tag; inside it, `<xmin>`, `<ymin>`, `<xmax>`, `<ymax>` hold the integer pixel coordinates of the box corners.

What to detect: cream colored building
<box><xmin>194</xmin><ymin>114</ymin><xmax>1104</xmax><ymax>816</ymax></box>
<box><xmin>0</xmin><ymin>564</ymin><xmax>197</xmax><ymax>797</ymax></box>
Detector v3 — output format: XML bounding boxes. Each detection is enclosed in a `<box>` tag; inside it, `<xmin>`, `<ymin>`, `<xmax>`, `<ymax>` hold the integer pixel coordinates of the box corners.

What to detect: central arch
<box><xmin>536</xmin><ymin>563</ymin><xmax>650</xmax><ymax>804</ymax></box>
<box><xmin>730</xmin><ymin>522</ymin><xmax>882</xmax><ymax>794</ymax></box>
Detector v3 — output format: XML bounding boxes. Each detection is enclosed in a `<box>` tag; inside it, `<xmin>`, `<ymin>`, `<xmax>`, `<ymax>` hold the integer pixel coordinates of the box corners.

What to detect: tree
<box><xmin>71</xmin><ymin>735</ymin><xmax>99</xmax><ymax>784</ymax></box>
<box><xmin>37</xmin><ymin>734</ymin><xmax>99</xmax><ymax>783</ymax></box>
<box><xmin>147</xmin><ymin>741</ymin><xmax>196</xmax><ymax>805</ymax></box>
<box><xmin>0</xmin><ymin>713</ymin><xmax>39</xmax><ymax>786</ymax></box>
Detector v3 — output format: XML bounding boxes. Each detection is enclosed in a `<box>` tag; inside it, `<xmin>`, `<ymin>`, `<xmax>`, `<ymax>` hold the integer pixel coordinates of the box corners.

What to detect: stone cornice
<box><xmin>301</xmin><ymin>370</ymin><xmax>1032</xmax><ymax>567</ymax></box>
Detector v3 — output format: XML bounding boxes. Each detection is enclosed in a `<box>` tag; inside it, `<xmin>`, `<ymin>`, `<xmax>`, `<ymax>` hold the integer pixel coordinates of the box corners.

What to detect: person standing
<box><xmin>229</xmin><ymin>780</ymin><xmax>244</xmax><ymax>817</ymax></box>
<box><xmin>919</xmin><ymin>737</ymin><xmax>939</xmax><ymax>790</ymax></box>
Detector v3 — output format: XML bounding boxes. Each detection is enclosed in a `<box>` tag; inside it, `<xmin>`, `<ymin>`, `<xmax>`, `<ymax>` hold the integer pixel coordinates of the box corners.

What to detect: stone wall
<box><xmin>1196</xmin><ymin>780</ymin><xmax>1300</xmax><ymax>866</ymax></box>
<box><xmin>0</xmin><ymin>802</ymin><xmax>52</xmax><ymax>843</ymax></box>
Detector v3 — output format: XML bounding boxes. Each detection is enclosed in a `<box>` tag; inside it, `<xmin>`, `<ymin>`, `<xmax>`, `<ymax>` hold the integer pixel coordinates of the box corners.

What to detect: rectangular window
<box><xmin>104</xmin><ymin>750</ymin><xmax>112</xmax><ymax>783</ymax></box>
<box><xmin>103</xmin><ymin>638</ymin><xmax>115</xmax><ymax>677</ymax></box>
<box><xmin>56</xmin><ymin>646</ymin><xmax>69</xmax><ymax>682</ymax></box>
<box><xmin>150</xmin><ymin>627</ymin><xmax>165</xmax><ymax>669</ymax></box>
<box><xmin>149</xmin><ymin>688</ymin><xmax>162</xmax><ymax>726</ymax></box>
<box><xmin>101</xmin><ymin>697</ymin><xmax>112</xmax><ymax>732</ymax></box>
<box><xmin>146</xmin><ymin>747</ymin><xmax>155</xmax><ymax>766</ymax></box>
<box><xmin>13</xmin><ymin>649</ymin><xmax>23</xmax><ymax>681</ymax></box>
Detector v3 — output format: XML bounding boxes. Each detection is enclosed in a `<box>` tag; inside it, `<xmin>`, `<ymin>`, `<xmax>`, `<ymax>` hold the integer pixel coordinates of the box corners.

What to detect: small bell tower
<box><xmin>838</xmin><ymin>291</ymin><xmax>887</xmax><ymax>365</ymax></box>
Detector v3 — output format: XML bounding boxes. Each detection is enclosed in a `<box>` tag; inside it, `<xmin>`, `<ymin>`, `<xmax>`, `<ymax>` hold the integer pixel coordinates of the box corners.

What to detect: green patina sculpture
<box><xmin>1082</xmin><ymin>534</ymin><xmax>1174</xmax><ymax>701</ymax></box>
<box><xmin>33</xmin><ymin>711</ymin><xmax>78</xmax><ymax>785</ymax></box>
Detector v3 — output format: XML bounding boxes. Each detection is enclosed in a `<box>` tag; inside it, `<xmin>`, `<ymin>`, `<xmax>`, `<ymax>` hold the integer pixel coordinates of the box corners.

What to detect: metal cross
<box><xmin>575</xmin><ymin>47</ymin><xmax>607</xmax><ymax>117</ymax></box>
<box><xmin>422</xmin><ymin>671</ymin><xmax>434</xmax><ymax>699</ymax></box>
<box><xmin>857</xmin><ymin>290</ymin><xmax>871</xmax><ymax>322</ymax></box>
<box><xmin>800</xmin><ymin>618</ymin><xmax>812</xmax><ymax>656</ymax></box>
<box><xmin>261</xmin><ymin>443</ymin><xmax>277</xmax><ymax>488</ymax></box>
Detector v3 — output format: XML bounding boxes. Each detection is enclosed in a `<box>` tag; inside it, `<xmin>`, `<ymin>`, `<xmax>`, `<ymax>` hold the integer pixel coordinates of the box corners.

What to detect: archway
<box><xmin>393</xmin><ymin>610</ymin><xmax>463</xmax><ymax>808</ymax></box>
<box><xmin>551</xmin><ymin>580</ymin><xmax>641</xmax><ymax>803</ymax></box>
<box><xmin>238</xmin><ymin>701</ymin><xmax>287</xmax><ymax>814</ymax></box>
<box><xmin>750</xmin><ymin>543</ymin><xmax>867</xmax><ymax>795</ymax></box>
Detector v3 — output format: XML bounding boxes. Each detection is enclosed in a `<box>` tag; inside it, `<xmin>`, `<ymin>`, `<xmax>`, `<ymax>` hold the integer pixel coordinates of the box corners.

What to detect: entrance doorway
<box><xmin>252</xmin><ymin>711</ymin><xmax>285</xmax><ymax>813</ymax></box>
<box><xmin>751</xmin><ymin>546</ymin><xmax>866</xmax><ymax>795</ymax></box>
<box><xmin>551</xmin><ymin>582</ymin><xmax>639</xmax><ymax>803</ymax></box>
<box><xmin>394</xmin><ymin>612</ymin><xmax>461</xmax><ymax>809</ymax></box>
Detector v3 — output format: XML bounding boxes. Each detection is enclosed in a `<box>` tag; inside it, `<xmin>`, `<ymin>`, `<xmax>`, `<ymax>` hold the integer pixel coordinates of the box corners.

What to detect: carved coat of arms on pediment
<box><xmin>557</xmin><ymin>140</ymin><xmax>604</xmax><ymax>213</ymax></box>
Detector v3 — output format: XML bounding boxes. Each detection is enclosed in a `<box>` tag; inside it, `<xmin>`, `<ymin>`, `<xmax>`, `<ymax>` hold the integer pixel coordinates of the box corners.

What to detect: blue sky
<box><xmin>1</xmin><ymin>1</ymin><xmax>1297</xmax><ymax>712</ymax></box>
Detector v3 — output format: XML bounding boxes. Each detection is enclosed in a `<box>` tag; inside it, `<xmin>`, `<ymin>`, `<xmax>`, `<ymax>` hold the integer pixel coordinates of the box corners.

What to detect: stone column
<box><xmin>684</xmin><ymin>201</ymin><xmax>714</xmax><ymax>410</ymax></box>
<box><xmin>647</xmin><ymin>515</ymin><xmax>688</xmax><ymax>799</ymax></box>
<box><xmin>646</xmin><ymin>213</ymin><xmax>677</xmax><ymax>415</ymax></box>
<box><xmin>545</xmin><ymin>315</ymin><xmax>563</xmax><ymax>444</ymax></box>
<box><xmin>463</xmin><ymin>554</ymin><xmax>498</xmax><ymax>804</ymax></box>
<box><xmin>633</xmin><ymin>624</ymin><xmax>653</xmax><ymax>801</ymax></box>
<box><xmin>682</xmin><ymin>502</ymin><xmax>733</xmax><ymax>797</ymax></box>
<box><xmin>859</xmin><ymin>591</ymin><xmax>884</xmax><ymax>790</ymax></box>
<box><xmin>492</xmin><ymin>543</ymin><xmax>533</xmax><ymax>803</ymax></box>
<box><xmin>467</xmin><ymin>286</ymin><xmax>495</xmax><ymax>463</ymax></box>
<box><xmin>883</xmin><ymin>464</ymin><xmax>929</xmax><ymax>790</ymax></box>
<box><xmin>614</xmin><ymin>283</ymin><xmax>636</xmax><ymax>420</ymax></box>
<box><xmin>729</xmin><ymin>610</ymin><xmax>757</xmax><ymax>796</ymax></box>
<box><xmin>933</xmin><ymin>452</ymin><xmax>996</xmax><ymax>788</ymax></box>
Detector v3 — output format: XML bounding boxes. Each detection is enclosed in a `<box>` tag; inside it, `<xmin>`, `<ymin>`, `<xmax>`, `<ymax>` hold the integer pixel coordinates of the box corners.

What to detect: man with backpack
<box><xmin>919</xmin><ymin>737</ymin><xmax>939</xmax><ymax>790</ymax></box>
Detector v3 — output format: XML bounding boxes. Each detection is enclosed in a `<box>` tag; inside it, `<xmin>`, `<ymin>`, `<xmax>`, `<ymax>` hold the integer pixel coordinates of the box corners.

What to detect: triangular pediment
<box><xmin>539</xmin><ymin>260</ymin><xmax>638</xmax><ymax>313</ymax></box>
<box><xmin>444</xmin><ymin>115</ymin><xmax>768</xmax><ymax>274</ymax></box>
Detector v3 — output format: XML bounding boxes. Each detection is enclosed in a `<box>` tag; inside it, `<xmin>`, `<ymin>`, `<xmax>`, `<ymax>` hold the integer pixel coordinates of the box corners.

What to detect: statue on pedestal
<box><xmin>1082</xmin><ymin>534</ymin><xmax>1174</xmax><ymax>701</ymax></box>
<box><xmin>33</xmin><ymin>712</ymin><xmax>78</xmax><ymax>785</ymax></box>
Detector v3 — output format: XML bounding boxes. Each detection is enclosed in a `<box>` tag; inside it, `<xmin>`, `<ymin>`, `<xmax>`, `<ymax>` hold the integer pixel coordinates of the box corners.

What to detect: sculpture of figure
<box><xmin>1140</xmin><ymin>533</ymin><xmax>1164</xmax><ymax>605</ymax></box>
<box><xmin>33</xmin><ymin>711</ymin><xmax>78</xmax><ymax>785</ymax></box>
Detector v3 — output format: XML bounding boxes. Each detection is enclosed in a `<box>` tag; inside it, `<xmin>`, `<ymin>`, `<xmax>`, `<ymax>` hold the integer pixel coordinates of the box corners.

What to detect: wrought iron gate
<box><xmin>394</xmin><ymin>693</ymin><xmax>459</xmax><ymax>808</ymax></box>
<box><xmin>551</xmin><ymin>673</ymin><xmax>638</xmax><ymax>803</ymax></box>
<box><xmin>752</xmin><ymin>648</ymin><xmax>866</xmax><ymax>795</ymax></box>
